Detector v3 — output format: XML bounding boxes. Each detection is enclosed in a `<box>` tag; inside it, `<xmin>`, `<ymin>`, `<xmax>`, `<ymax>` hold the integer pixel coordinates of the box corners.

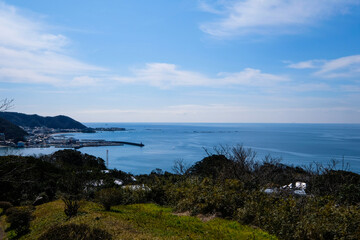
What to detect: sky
<box><xmin>0</xmin><ymin>0</ymin><xmax>360</xmax><ymax>123</ymax></box>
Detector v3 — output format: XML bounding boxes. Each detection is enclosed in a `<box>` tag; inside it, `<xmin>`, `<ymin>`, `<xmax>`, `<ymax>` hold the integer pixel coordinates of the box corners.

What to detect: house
<box><xmin>264</xmin><ymin>181</ymin><xmax>307</xmax><ymax>196</ymax></box>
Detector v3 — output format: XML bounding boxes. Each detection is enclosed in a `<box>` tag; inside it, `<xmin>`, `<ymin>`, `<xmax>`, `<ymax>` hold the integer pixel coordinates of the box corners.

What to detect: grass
<box><xmin>1</xmin><ymin>200</ymin><xmax>277</xmax><ymax>240</ymax></box>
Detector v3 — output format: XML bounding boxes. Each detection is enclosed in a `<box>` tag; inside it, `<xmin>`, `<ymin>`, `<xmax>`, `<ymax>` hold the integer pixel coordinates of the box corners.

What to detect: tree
<box><xmin>0</xmin><ymin>98</ymin><xmax>14</xmax><ymax>111</ymax></box>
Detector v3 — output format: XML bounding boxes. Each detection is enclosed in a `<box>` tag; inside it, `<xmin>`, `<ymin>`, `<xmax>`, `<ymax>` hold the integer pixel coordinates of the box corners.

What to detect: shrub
<box><xmin>5</xmin><ymin>207</ymin><xmax>32</xmax><ymax>236</ymax></box>
<box><xmin>0</xmin><ymin>201</ymin><xmax>13</xmax><ymax>213</ymax></box>
<box><xmin>38</xmin><ymin>223</ymin><xmax>112</xmax><ymax>240</ymax></box>
<box><xmin>295</xmin><ymin>198</ymin><xmax>360</xmax><ymax>240</ymax></box>
<box><xmin>121</xmin><ymin>187</ymin><xmax>149</xmax><ymax>205</ymax></box>
<box><xmin>95</xmin><ymin>188</ymin><xmax>122</xmax><ymax>211</ymax></box>
<box><xmin>309</xmin><ymin>170</ymin><xmax>360</xmax><ymax>205</ymax></box>
<box><xmin>170</xmin><ymin>178</ymin><xmax>245</xmax><ymax>218</ymax></box>
<box><xmin>62</xmin><ymin>196</ymin><xmax>80</xmax><ymax>218</ymax></box>
<box><xmin>236</xmin><ymin>193</ymin><xmax>360</xmax><ymax>240</ymax></box>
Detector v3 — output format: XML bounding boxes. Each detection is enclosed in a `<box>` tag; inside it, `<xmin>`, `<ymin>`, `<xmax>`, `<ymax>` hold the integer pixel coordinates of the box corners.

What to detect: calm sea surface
<box><xmin>1</xmin><ymin>123</ymin><xmax>360</xmax><ymax>174</ymax></box>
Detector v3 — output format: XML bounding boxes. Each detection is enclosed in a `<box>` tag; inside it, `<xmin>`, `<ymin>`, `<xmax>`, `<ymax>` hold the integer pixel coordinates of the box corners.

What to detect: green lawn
<box><xmin>2</xmin><ymin>200</ymin><xmax>277</xmax><ymax>240</ymax></box>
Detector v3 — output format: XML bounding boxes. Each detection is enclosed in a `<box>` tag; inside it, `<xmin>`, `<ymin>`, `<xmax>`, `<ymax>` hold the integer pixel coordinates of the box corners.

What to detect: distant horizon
<box><xmin>4</xmin><ymin>110</ymin><xmax>360</xmax><ymax>124</ymax></box>
<box><xmin>82</xmin><ymin>121</ymin><xmax>360</xmax><ymax>125</ymax></box>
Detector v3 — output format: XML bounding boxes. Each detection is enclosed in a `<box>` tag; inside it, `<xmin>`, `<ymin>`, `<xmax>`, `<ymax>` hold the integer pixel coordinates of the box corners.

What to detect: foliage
<box><xmin>62</xmin><ymin>196</ymin><xmax>80</xmax><ymax>218</ymax></box>
<box><xmin>121</xmin><ymin>187</ymin><xmax>149</xmax><ymax>205</ymax></box>
<box><xmin>187</xmin><ymin>154</ymin><xmax>234</xmax><ymax>179</ymax></box>
<box><xmin>0</xmin><ymin>117</ymin><xmax>27</xmax><ymax>142</ymax></box>
<box><xmin>237</xmin><ymin>194</ymin><xmax>360</xmax><ymax>240</ymax></box>
<box><xmin>1</xmin><ymin>146</ymin><xmax>360</xmax><ymax>240</ymax></box>
<box><xmin>169</xmin><ymin>177</ymin><xmax>246</xmax><ymax>218</ymax></box>
<box><xmin>16</xmin><ymin>200</ymin><xmax>275</xmax><ymax>240</ymax></box>
<box><xmin>0</xmin><ymin>150</ymin><xmax>107</xmax><ymax>204</ymax></box>
<box><xmin>38</xmin><ymin>223</ymin><xmax>112</xmax><ymax>240</ymax></box>
<box><xmin>42</xmin><ymin>149</ymin><xmax>106</xmax><ymax>170</ymax></box>
<box><xmin>0</xmin><ymin>201</ymin><xmax>13</xmax><ymax>213</ymax></box>
<box><xmin>0</xmin><ymin>155</ymin><xmax>61</xmax><ymax>205</ymax></box>
<box><xmin>95</xmin><ymin>188</ymin><xmax>123</xmax><ymax>211</ymax></box>
<box><xmin>5</xmin><ymin>207</ymin><xmax>33</xmax><ymax>236</ymax></box>
<box><xmin>309</xmin><ymin>169</ymin><xmax>360</xmax><ymax>205</ymax></box>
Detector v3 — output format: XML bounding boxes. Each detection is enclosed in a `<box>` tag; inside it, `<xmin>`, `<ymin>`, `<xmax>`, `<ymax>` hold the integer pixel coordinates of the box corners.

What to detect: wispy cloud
<box><xmin>113</xmin><ymin>63</ymin><xmax>288</xmax><ymax>88</ymax></box>
<box><xmin>199</xmin><ymin>0</ymin><xmax>359</xmax><ymax>37</ymax></box>
<box><xmin>315</xmin><ymin>55</ymin><xmax>360</xmax><ymax>78</ymax></box>
<box><xmin>0</xmin><ymin>2</ymin><xmax>105</xmax><ymax>86</ymax></box>
<box><xmin>287</xmin><ymin>60</ymin><xmax>325</xmax><ymax>69</ymax></box>
<box><xmin>288</xmin><ymin>55</ymin><xmax>360</xmax><ymax>78</ymax></box>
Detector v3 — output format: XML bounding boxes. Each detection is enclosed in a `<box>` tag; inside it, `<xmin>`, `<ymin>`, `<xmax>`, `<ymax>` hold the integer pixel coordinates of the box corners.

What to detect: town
<box><xmin>0</xmin><ymin>126</ymin><xmax>144</xmax><ymax>148</ymax></box>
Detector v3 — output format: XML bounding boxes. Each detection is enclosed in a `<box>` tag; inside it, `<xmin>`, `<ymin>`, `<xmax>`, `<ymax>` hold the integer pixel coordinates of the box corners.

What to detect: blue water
<box><xmin>1</xmin><ymin>123</ymin><xmax>360</xmax><ymax>174</ymax></box>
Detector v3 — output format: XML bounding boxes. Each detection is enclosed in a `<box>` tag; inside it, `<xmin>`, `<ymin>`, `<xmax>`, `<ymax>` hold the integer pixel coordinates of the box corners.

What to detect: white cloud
<box><xmin>113</xmin><ymin>63</ymin><xmax>288</xmax><ymax>88</ymax></box>
<box><xmin>200</xmin><ymin>0</ymin><xmax>359</xmax><ymax>37</ymax></box>
<box><xmin>315</xmin><ymin>55</ymin><xmax>360</xmax><ymax>78</ymax></box>
<box><xmin>0</xmin><ymin>2</ymin><xmax>67</xmax><ymax>51</ymax></box>
<box><xmin>287</xmin><ymin>60</ymin><xmax>325</xmax><ymax>69</ymax></box>
<box><xmin>0</xmin><ymin>2</ymin><xmax>105</xmax><ymax>86</ymax></box>
<box><xmin>289</xmin><ymin>55</ymin><xmax>360</xmax><ymax>78</ymax></box>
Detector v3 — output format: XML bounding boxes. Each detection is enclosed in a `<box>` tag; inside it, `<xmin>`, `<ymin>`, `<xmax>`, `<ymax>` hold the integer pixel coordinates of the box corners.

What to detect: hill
<box><xmin>0</xmin><ymin>117</ymin><xmax>27</xmax><ymax>142</ymax></box>
<box><xmin>0</xmin><ymin>201</ymin><xmax>276</xmax><ymax>240</ymax></box>
<box><xmin>0</xmin><ymin>112</ymin><xmax>87</xmax><ymax>129</ymax></box>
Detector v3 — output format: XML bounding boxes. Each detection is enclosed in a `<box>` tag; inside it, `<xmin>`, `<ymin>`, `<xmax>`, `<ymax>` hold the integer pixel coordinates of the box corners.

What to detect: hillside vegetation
<box><xmin>0</xmin><ymin>117</ymin><xmax>27</xmax><ymax>142</ymax></box>
<box><xmin>0</xmin><ymin>200</ymin><xmax>276</xmax><ymax>240</ymax></box>
<box><xmin>0</xmin><ymin>112</ymin><xmax>87</xmax><ymax>129</ymax></box>
<box><xmin>0</xmin><ymin>147</ymin><xmax>359</xmax><ymax>239</ymax></box>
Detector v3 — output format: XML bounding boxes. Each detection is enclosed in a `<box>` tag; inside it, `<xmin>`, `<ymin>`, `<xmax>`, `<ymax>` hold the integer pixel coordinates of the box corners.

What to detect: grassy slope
<box><xmin>1</xmin><ymin>201</ymin><xmax>277</xmax><ymax>240</ymax></box>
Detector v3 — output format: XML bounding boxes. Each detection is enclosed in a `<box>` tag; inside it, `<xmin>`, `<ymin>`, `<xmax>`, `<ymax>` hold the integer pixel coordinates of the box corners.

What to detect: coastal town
<box><xmin>0</xmin><ymin>126</ymin><xmax>144</xmax><ymax>149</ymax></box>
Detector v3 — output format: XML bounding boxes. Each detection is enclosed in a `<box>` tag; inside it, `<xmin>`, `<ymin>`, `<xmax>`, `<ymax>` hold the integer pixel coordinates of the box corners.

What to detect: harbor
<box><xmin>1</xmin><ymin>126</ymin><xmax>144</xmax><ymax>149</ymax></box>
<box><xmin>25</xmin><ymin>137</ymin><xmax>145</xmax><ymax>149</ymax></box>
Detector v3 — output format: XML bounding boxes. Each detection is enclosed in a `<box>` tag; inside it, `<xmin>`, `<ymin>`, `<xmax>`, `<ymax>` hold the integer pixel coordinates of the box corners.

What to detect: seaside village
<box><xmin>0</xmin><ymin>126</ymin><xmax>131</xmax><ymax>149</ymax></box>
<box><xmin>0</xmin><ymin>126</ymin><xmax>82</xmax><ymax>148</ymax></box>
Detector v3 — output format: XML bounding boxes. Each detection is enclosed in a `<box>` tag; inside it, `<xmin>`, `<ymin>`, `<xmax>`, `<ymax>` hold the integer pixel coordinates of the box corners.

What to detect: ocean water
<box><xmin>1</xmin><ymin>123</ymin><xmax>360</xmax><ymax>174</ymax></box>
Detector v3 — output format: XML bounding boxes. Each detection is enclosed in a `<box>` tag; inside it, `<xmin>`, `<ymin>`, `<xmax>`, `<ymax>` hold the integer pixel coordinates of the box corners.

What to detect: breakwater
<box><xmin>25</xmin><ymin>140</ymin><xmax>144</xmax><ymax>149</ymax></box>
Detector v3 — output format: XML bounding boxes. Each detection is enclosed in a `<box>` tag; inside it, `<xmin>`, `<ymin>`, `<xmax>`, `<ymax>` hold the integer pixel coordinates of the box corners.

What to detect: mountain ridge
<box><xmin>0</xmin><ymin>112</ymin><xmax>87</xmax><ymax>129</ymax></box>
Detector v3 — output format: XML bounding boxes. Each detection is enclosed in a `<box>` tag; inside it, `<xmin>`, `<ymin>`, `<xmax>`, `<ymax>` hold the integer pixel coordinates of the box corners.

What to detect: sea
<box><xmin>1</xmin><ymin>123</ymin><xmax>360</xmax><ymax>174</ymax></box>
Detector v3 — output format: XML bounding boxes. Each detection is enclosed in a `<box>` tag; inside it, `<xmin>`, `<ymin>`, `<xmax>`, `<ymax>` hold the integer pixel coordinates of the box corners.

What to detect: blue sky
<box><xmin>0</xmin><ymin>0</ymin><xmax>360</xmax><ymax>123</ymax></box>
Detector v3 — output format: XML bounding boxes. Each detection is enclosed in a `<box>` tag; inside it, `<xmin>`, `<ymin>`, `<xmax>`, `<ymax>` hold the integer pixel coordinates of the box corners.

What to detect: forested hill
<box><xmin>0</xmin><ymin>117</ymin><xmax>28</xmax><ymax>141</ymax></box>
<box><xmin>0</xmin><ymin>112</ymin><xmax>87</xmax><ymax>129</ymax></box>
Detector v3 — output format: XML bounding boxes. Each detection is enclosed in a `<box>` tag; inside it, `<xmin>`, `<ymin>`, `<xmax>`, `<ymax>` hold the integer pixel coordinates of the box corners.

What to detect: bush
<box><xmin>170</xmin><ymin>178</ymin><xmax>245</xmax><ymax>218</ymax></box>
<box><xmin>95</xmin><ymin>188</ymin><xmax>123</xmax><ymax>211</ymax></box>
<box><xmin>62</xmin><ymin>196</ymin><xmax>80</xmax><ymax>218</ymax></box>
<box><xmin>0</xmin><ymin>201</ymin><xmax>13</xmax><ymax>214</ymax></box>
<box><xmin>5</xmin><ymin>207</ymin><xmax>32</xmax><ymax>236</ymax></box>
<box><xmin>38</xmin><ymin>223</ymin><xmax>112</xmax><ymax>240</ymax></box>
<box><xmin>121</xmin><ymin>187</ymin><xmax>149</xmax><ymax>205</ymax></box>
<box><xmin>236</xmin><ymin>193</ymin><xmax>360</xmax><ymax>240</ymax></box>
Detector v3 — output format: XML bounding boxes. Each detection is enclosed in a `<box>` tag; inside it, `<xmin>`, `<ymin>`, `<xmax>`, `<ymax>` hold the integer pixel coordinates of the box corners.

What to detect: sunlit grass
<box><xmin>2</xmin><ymin>200</ymin><xmax>277</xmax><ymax>240</ymax></box>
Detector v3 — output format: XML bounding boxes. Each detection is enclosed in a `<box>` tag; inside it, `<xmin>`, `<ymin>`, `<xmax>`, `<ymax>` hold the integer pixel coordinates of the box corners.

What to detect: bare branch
<box><xmin>172</xmin><ymin>159</ymin><xmax>190</xmax><ymax>175</ymax></box>
<box><xmin>0</xmin><ymin>98</ymin><xmax>14</xmax><ymax>111</ymax></box>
